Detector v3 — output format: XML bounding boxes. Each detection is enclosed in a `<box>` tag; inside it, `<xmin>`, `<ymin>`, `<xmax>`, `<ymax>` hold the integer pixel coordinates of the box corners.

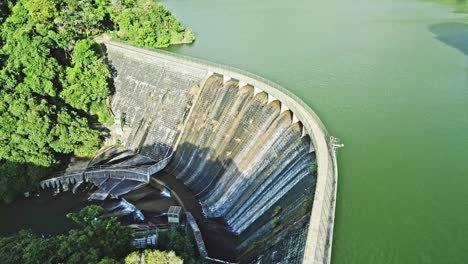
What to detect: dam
<box><xmin>43</xmin><ymin>41</ymin><xmax>340</xmax><ymax>263</ymax></box>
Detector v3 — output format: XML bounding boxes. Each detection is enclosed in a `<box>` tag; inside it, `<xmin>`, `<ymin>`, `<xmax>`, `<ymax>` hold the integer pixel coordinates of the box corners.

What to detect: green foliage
<box><xmin>1</xmin><ymin>1</ymin><xmax>60</xmax><ymax>97</ymax></box>
<box><xmin>73</xmin><ymin>205</ymin><xmax>132</xmax><ymax>261</ymax></box>
<box><xmin>111</xmin><ymin>0</ymin><xmax>195</xmax><ymax>48</ymax></box>
<box><xmin>183</xmin><ymin>27</ymin><xmax>196</xmax><ymax>43</ymax></box>
<box><xmin>301</xmin><ymin>196</ymin><xmax>314</xmax><ymax>215</ymax></box>
<box><xmin>0</xmin><ymin>230</ymin><xmax>34</xmax><ymax>264</ymax></box>
<box><xmin>273</xmin><ymin>206</ymin><xmax>282</xmax><ymax>217</ymax></box>
<box><xmin>310</xmin><ymin>162</ymin><xmax>317</xmax><ymax>174</ymax></box>
<box><xmin>66</xmin><ymin>204</ymin><xmax>103</xmax><ymax>226</ymax></box>
<box><xmin>272</xmin><ymin>216</ymin><xmax>281</xmax><ymax>227</ymax></box>
<box><xmin>125</xmin><ymin>250</ymin><xmax>183</xmax><ymax>264</ymax></box>
<box><xmin>0</xmin><ymin>92</ymin><xmax>56</xmax><ymax>167</ymax></box>
<box><xmin>98</xmin><ymin>258</ymin><xmax>121</xmax><ymax>264</ymax></box>
<box><xmin>0</xmin><ymin>206</ymin><xmax>132</xmax><ymax>264</ymax></box>
<box><xmin>90</xmin><ymin>100</ymin><xmax>114</xmax><ymax>123</ymax></box>
<box><xmin>50</xmin><ymin>109</ymin><xmax>102</xmax><ymax>157</ymax></box>
<box><xmin>23</xmin><ymin>236</ymin><xmax>60</xmax><ymax>264</ymax></box>
<box><xmin>0</xmin><ymin>0</ymin><xmax>109</xmax><ymax>201</ymax></box>
<box><xmin>23</xmin><ymin>0</ymin><xmax>58</xmax><ymax>23</ymax></box>
<box><xmin>60</xmin><ymin>39</ymin><xmax>111</xmax><ymax>121</ymax></box>
<box><xmin>124</xmin><ymin>251</ymin><xmax>141</xmax><ymax>264</ymax></box>
<box><xmin>56</xmin><ymin>0</ymin><xmax>111</xmax><ymax>39</ymax></box>
<box><xmin>0</xmin><ymin>1</ymin><xmax>13</xmax><ymax>24</ymax></box>
<box><xmin>0</xmin><ymin>0</ymin><xmax>194</xmax><ymax>202</ymax></box>
<box><xmin>0</xmin><ymin>161</ymin><xmax>50</xmax><ymax>203</ymax></box>
<box><xmin>158</xmin><ymin>229</ymin><xmax>201</xmax><ymax>264</ymax></box>
<box><xmin>57</xmin><ymin>206</ymin><xmax>133</xmax><ymax>263</ymax></box>
<box><xmin>166</xmin><ymin>251</ymin><xmax>184</xmax><ymax>264</ymax></box>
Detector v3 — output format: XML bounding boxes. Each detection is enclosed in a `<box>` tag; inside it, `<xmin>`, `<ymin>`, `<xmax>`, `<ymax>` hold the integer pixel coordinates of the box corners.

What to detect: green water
<box><xmin>161</xmin><ymin>0</ymin><xmax>468</xmax><ymax>263</ymax></box>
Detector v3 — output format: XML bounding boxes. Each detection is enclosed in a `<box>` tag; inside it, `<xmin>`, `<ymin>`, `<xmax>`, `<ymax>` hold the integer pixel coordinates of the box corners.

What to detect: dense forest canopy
<box><xmin>112</xmin><ymin>0</ymin><xmax>195</xmax><ymax>47</ymax></box>
<box><xmin>0</xmin><ymin>0</ymin><xmax>195</xmax><ymax>203</ymax></box>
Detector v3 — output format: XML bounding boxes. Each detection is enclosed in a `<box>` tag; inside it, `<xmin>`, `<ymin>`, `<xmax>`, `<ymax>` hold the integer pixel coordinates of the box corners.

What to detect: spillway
<box><xmin>102</xmin><ymin>41</ymin><xmax>339</xmax><ymax>264</ymax></box>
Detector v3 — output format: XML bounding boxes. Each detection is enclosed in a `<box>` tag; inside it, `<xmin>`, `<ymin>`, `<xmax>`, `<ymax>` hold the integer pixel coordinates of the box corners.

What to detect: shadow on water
<box><xmin>0</xmin><ymin>190</ymin><xmax>95</xmax><ymax>236</ymax></box>
<box><xmin>430</xmin><ymin>22</ymin><xmax>468</xmax><ymax>56</ymax></box>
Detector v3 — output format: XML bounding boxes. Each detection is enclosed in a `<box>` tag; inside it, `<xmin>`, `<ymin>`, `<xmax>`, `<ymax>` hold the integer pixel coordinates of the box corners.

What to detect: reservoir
<box><xmin>160</xmin><ymin>0</ymin><xmax>468</xmax><ymax>263</ymax></box>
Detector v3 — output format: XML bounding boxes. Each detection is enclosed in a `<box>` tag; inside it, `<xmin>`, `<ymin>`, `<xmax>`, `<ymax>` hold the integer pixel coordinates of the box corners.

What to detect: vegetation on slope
<box><xmin>0</xmin><ymin>0</ymin><xmax>195</xmax><ymax>203</ymax></box>
<box><xmin>157</xmin><ymin>228</ymin><xmax>202</xmax><ymax>264</ymax></box>
<box><xmin>0</xmin><ymin>206</ymin><xmax>201</xmax><ymax>264</ymax></box>
<box><xmin>124</xmin><ymin>250</ymin><xmax>183</xmax><ymax>264</ymax></box>
<box><xmin>61</xmin><ymin>38</ymin><xmax>112</xmax><ymax>123</ymax></box>
<box><xmin>0</xmin><ymin>206</ymin><xmax>133</xmax><ymax>264</ymax></box>
<box><xmin>112</xmin><ymin>0</ymin><xmax>195</xmax><ymax>48</ymax></box>
<box><xmin>0</xmin><ymin>0</ymin><xmax>105</xmax><ymax>202</ymax></box>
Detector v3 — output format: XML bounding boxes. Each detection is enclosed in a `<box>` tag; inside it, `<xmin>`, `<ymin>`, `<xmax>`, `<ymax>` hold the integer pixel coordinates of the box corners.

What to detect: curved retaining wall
<box><xmin>39</xmin><ymin>156</ymin><xmax>173</xmax><ymax>199</ymax></box>
<box><xmin>103</xmin><ymin>40</ymin><xmax>339</xmax><ymax>264</ymax></box>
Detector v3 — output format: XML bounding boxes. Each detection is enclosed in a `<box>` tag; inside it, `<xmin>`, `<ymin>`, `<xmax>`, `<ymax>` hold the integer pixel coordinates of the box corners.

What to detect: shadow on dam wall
<box><xmin>148</xmin><ymin>142</ymin><xmax>315</xmax><ymax>263</ymax></box>
<box><xmin>99</xmin><ymin>41</ymin><xmax>333</xmax><ymax>263</ymax></box>
<box><xmin>105</xmin><ymin>74</ymin><xmax>318</xmax><ymax>262</ymax></box>
<box><xmin>151</xmin><ymin>76</ymin><xmax>317</xmax><ymax>262</ymax></box>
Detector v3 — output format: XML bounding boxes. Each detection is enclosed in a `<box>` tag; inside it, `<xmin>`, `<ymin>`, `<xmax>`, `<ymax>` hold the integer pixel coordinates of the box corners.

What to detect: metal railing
<box><xmin>50</xmin><ymin>164</ymin><xmax>152</xmax><ymax>177</ymax></box>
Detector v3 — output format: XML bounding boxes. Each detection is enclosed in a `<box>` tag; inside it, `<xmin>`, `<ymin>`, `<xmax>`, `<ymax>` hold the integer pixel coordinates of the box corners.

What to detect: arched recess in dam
<box><xmin>102</xmin><ymin>41</ymin><xmax>339</xmax><ymax>264</ymax></box>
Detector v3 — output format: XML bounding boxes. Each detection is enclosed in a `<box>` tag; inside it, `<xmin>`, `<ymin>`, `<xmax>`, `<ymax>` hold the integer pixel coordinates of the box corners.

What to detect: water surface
<box><xmin>161</xmin><ymin>0</ymin><xmax>468</xmax><ymax>263</ymax></box>
<box><xmin>0</xmin><ymin>191</ymin><xmax>88</xmax><ymax>235</ymax></box>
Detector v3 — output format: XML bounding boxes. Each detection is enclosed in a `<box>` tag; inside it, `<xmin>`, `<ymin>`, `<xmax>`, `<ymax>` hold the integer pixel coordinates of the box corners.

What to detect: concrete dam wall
<box><xmin>108</xmin><ymin>43</ymin><xmax>206</xmax><ymax>161</ymax></box>
<box><xmin>104</xmin><ymin>41</ymin><xmax>339</xmax><ymax>264</ymax></box>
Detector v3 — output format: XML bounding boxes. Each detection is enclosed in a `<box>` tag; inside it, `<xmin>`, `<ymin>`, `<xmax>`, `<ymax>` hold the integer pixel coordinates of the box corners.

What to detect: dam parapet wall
<box><xmin>102</xmin><ymin>40</ymin><xmax>339</xmax><ymax>264</ymax></box>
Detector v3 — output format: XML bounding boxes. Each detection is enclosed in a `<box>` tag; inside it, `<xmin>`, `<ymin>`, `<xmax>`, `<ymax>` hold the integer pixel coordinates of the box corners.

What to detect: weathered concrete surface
<box><xmin>186</xmin><ymin>212</ymin><xmax>209</xmax><ymax>258</ymax></box>
<box><xmin>102</xmin><ymin>41</ymin><xmax>338</xmax><ymax>264</ymax></box>
<box><xmin>105</xmin><ymin>42</ymin><xmax>206</xmax><ymax>161</ymax></box>
<box><xmin>166</xmin><ymin>74</ymin><xmax>315</xmax><ymax>263</ymax></box>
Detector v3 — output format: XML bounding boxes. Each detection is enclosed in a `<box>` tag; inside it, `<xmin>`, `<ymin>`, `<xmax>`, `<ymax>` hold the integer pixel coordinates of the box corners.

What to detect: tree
<box><xmin>124</xmin><ymin>251</ymin><xmax>141</xmax><ymax>264</ymax></box>
<box><xmin>111</xmin><ymin>0</ymin><xmax>195</xmax><ymax>48</ymax></box>
<box><xmin>61</xmin><ymin>39</ymin><xmax>111</xmax><ymax>122</ymax></box>
<box><xmin>23</xmin><ymin>237</ymin><xmax>60</xmax><ymax>264</ymax></box>
<box><xmin>98</xmin><ymin>258</ymin><xmax>121</xmax><ymax>264</ymax></box>
<box><xmin>0</xmin><ymin>206</ymin><xmax>133</xmax><ymax>263</ymax></box>
<box><xmin>158</xmin><ymin>229</ymin><xmax>200</xmax><ymax>264</ymax></box>
<box><xmin>54</xmin><ymin>0</ymin><xmax>112</xmax><ymax>50</ymax></box>
<box><xmin>0</xmin><ymin>230</ymin><xmax>32</xmax><ymax>264</ymax></box>
<box><xmin>50</xmin><ymin>109</ymin><xmax>102</xmax><ymax>157</ymax></box>
<box><xmin>23</xmin><ymin>0</ymin><xmax>58</xmax><ymax>24</ymax></box>
<box><xmin>0</xmin><ymin>0</ymin><xmax>194</xmax><ymax>203</ymax></box>
<box><xmin>0</xmin><ymin>230</ymin><xmax>59</xmax><ymax>264</ymax></box>
<box><xmin>0</xmin><ymin>92</ymin><xmax>57</xmax><ymax>167</ymax></box>
<box><xmin>0</xmin><ymin>1</ymin><xmax>13</xmax><ymax>24</ymax></box>
<box><xmin>56</xmin><ymin>205</ymin><xmax>133</xmax><ymax>263</ymax></box>
<box><xmin>66</xmin><ymin>204</ymin><xmax>104</xmax><ymax>226</ymax></box>
<box><xmin>0</xmin><ymin>1</ymin><xmax>105</xmax><ymax>201</ymax></box>
<box><xmin>124</xmin><ymin>250</ymin><xmax>183</xmax><ymax>264</ymax></box>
